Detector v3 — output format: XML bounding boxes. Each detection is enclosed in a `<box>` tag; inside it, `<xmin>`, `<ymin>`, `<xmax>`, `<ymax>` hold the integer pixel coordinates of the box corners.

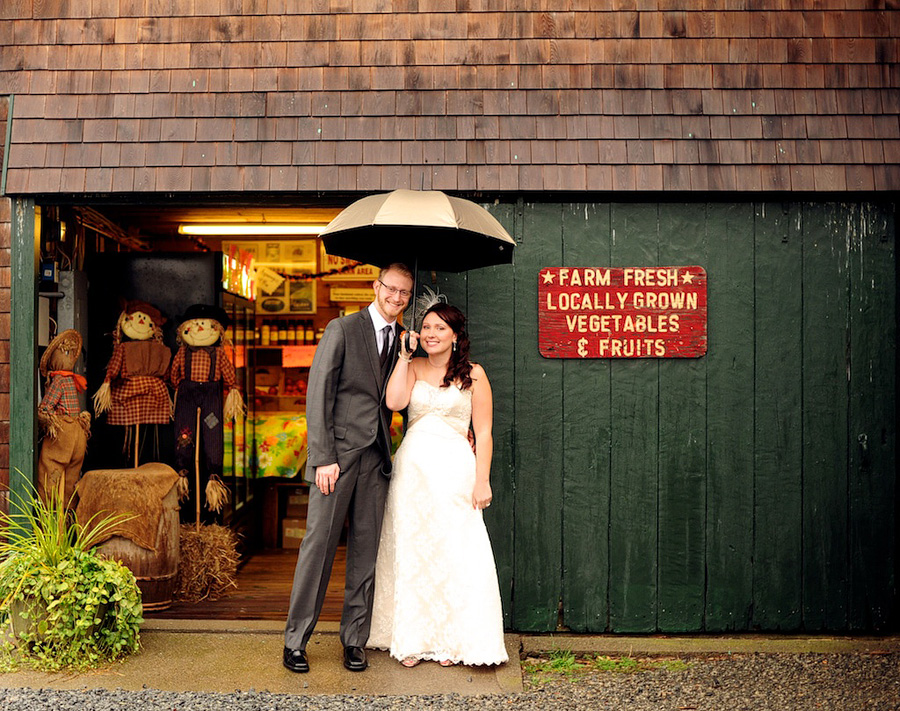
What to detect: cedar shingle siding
<box><xmin>0</xmin><ymin>2</ymin><xmax>897</xmax><ymax>194</ymax></box>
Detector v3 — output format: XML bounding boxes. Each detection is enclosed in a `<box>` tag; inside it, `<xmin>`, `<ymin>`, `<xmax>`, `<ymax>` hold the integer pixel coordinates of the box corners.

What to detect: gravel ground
<box><xmin>0</xmin><ymin>653</ymin><xmax>897</xmax><ymax>710</ymax></box>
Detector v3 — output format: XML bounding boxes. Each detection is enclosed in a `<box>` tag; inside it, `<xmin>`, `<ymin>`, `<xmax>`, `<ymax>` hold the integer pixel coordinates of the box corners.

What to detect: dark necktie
<box><xmin>379</xmin><ymin>325</ymin><xmax>392</xmax><ymax>368</ymax></box>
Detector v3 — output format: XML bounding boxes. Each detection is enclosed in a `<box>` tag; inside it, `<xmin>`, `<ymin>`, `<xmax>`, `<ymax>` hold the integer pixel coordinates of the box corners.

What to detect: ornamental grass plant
<box><xmin>0</xmin><ymin>480</ymin><xmax>143</xmax><ymax>671</ymax></box>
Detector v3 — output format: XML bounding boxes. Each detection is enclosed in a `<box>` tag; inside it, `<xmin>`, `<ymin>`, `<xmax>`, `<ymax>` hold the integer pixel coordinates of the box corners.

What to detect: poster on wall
<box><xmin>224</xmin><ymin>240</ymin><xmax>317</xmax><ymax>314</ymax></box>
<box><xmin>538</xmin><ymin>266</ymin><xmax>708</xmax><ymax>358</ymax></box>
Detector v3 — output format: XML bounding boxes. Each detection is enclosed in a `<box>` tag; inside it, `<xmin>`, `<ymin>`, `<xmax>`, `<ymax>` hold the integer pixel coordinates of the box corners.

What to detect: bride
<box><xmin>367</xmin><ymin>300</ymin><xmax>508</xmax><ymax>668</ymax></box>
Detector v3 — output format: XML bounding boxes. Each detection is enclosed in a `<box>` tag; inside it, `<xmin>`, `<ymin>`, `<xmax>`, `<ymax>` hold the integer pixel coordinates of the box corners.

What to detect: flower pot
<box><xmin>7</xmin><ymin>596</ymin><xmax>108</xmax><ymax>642</ymax></box>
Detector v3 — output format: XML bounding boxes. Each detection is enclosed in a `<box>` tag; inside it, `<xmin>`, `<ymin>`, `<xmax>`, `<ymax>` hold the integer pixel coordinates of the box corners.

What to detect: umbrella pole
<box><xmin>405</xmin><ymin>257</ymin><xmax>418</xmax><ymax>350</ymax></box>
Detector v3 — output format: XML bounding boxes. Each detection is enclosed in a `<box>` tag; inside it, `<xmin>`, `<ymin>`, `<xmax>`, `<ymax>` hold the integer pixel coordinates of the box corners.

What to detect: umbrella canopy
<box><xmin>320</xmin><ymin>189</ymin><xmax>515</xmax><ymax>272</ymax></box>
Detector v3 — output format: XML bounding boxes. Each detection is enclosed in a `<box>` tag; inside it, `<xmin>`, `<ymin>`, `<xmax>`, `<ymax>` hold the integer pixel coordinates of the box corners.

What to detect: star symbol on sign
<box><xmin>542</xmin><ymin>270</ymin><xmax>556</xmax><ymax>284</ymax></box>
<box><xmin>681</xmin><ymin>271</ymin><xmax>695</xmax><ymax>284</ymax></box>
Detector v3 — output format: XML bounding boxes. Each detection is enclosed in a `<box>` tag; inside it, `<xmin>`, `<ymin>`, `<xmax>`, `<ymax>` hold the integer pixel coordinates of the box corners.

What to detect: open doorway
<box><xmin>34</xmin><ymin>198</ymin><xmax>383</xmax><ymax>621</ymax></box>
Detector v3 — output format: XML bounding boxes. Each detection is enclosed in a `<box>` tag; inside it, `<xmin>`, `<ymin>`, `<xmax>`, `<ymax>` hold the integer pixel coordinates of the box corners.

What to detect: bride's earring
<box><xmin>452</xmin><ymin>340</ymin><xmax>457</xmax><ymax>352</ymax></box>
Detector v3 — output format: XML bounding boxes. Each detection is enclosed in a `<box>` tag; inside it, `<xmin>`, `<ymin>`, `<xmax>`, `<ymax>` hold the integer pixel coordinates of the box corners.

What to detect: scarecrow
<box><xmin>169</xmin><ymin>304</ymin><xmax>245</xmax><ymax>514</ymax></box>
<box><xmin>37</xmin><ymin>329</ymin><xmax>91</xmax><ymax>506</ymax></box>
<box><xmin>92</xmin><ymin>300</ymin><xmax>172</xmax><ymax>466</ymax></box>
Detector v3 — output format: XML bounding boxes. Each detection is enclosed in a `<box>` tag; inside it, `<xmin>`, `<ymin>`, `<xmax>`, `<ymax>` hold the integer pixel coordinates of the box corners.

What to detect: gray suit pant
<box><xmin>284</xmin><ymin>445</ymin><xmax>389</xmax><ymax>651</ymax></box>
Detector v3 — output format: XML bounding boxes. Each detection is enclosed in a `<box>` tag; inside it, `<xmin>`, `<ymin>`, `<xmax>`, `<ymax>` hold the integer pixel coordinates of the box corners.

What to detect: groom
<box><xmin>283</xmin><ymin>262</ymin><xmax>414</xmax><ymax>673</ymax></box>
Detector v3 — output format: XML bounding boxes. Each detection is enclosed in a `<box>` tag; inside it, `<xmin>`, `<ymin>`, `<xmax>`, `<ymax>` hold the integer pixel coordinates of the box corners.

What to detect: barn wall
<box><xmin>439</xmin><ymin>199</ymin><xmax>896</xmax><ymax>633</ymax></box>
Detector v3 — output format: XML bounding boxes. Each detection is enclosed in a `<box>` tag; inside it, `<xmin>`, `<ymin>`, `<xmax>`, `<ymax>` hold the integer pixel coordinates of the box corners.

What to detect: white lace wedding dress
<box><xmin>368</xmin><ymin>380</ymin><xmax>508</xmax><ymax>666</ymax></box>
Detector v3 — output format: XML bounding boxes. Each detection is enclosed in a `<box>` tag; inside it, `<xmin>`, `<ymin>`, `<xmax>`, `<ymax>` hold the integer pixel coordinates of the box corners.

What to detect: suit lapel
<box><xmin>357</xmin><ymin>309</ymin><xmax>383</xmax><ymax>387</ymax></box>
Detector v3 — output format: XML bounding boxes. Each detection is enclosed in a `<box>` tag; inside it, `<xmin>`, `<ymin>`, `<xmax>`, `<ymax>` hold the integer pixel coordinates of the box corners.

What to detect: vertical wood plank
<box><xmin>467</xmin><ymin>201</ymin><xmax>518</xmax><ymax>627</ymax></box>
<box><xmin>608</xmin><ymin>203</ymin><xmax>659</xmax><ymax>633</ymax></box>
<box><xmin>560</xmin><ymin>202</ymin><xmax>611</xmax><ymax>632</ymax></box>
<box><xmin>513</xmin><ymin>201</ymin><xmax>564</xmax><ymax>631</ymax></box>
<box><xmin>429</xmin><ymin>269</ymin><xmax>467</xmax><ymax>318</ymax></box>
<box><xmin>10</xmin><ymin>197</ymin><xmax>38</xmax><ymax>503</ymax></box>
<box><xmin>657</xmin><ymin>203</ymin><xmax>707</xmax><ymax>632</ymax></box>
<box><xmin>753</xmin><ymin>202</ymin><xmax>803</xmax><ymax>630</ymax></box>
<box><xmin>704</xmin><ymin>203</ymin><xmax>755</xmax><ymax>631</ymax></box>
<box><xmin>801</xmin><ymin>202</ymin><xmax>850</xmax><ymax>631</ymax></box>
<box><xmin>848</xmin><ymin>202</ymin><xmax>897</xmax><ymax>631</ymax></box>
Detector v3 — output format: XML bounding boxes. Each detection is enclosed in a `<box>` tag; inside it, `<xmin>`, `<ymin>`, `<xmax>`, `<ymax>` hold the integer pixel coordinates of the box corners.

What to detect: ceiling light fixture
<box><xmin>178</xmin><ymin>224</ymin><xmax>328</xmax><ymax>236</ymax></box>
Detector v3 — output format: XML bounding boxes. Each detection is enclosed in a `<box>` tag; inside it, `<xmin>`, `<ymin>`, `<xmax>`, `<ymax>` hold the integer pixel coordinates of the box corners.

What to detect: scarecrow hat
<box><xmin>120</xmin><ymin>298</ymin><xmax>166</xmax><ymax>327</ymax></box>
<box><xmin>40</xmin><ymin>329</ymin><xmax>83</xmax><ymax>377</ymax></box>
<box><xmin>179</xmin><ymin>303</ymin><xmax>230</xmax><ymax>329</ymax></box>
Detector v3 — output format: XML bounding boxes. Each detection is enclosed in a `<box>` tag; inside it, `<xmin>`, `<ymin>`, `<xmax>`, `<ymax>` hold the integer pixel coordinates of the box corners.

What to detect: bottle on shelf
<box><xmin>279</xmin><ymin>320</ymin><xmax>288</xmax><ymax>344</ymax></box>
<box><xmin>260</xmin><ymin>320</ymin><xmax>270</xmax><ymax>346</ymax></box>
<box><xmin>270</xmin><ymin>319</ymin><xmax>279</xmax><ymax>346</ymax></box>
<box><xmin>305</xmin><ymin>321</ymin><xmax>315</xmax><ymax>345</ymax></box>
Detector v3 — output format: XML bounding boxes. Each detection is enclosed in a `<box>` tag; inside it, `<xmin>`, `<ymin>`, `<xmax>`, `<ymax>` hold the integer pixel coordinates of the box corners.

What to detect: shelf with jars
<box><xmin>249</xmin><ymin>316</ymin><xmax>324</xmax><ymax>414</ymax></box>
<box><xmin>255</xmin><ymin>318</ymin><xmax>323</xmax><ymax>348</ymax></box>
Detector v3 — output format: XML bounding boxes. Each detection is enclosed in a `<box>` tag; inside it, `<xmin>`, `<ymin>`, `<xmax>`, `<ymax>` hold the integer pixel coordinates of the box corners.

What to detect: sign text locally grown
<box><xmin>538</xmin><ymin>266</ymin><xmax>707</xmax><ymax>358</ymax></box>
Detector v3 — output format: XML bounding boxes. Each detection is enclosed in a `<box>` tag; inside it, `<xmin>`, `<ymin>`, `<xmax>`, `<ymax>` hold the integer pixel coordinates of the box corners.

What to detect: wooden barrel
<box><xmin>96</xmin><ymin>481</ymin><xmax>180</xmax><ymax>612</ymax></box>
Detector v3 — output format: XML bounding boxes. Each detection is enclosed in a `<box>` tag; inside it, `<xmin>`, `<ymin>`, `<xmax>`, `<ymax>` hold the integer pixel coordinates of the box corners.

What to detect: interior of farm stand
<box><xmin>36</xmin><ymin>199</ymin><xmax>391</xmax><ymax>620</ymax></box>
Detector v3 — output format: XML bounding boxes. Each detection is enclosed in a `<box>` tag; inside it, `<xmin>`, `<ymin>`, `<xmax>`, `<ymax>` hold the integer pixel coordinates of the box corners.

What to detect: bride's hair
<box><xmin>423</xmin><ymin>303</ymin><xmax>473</xmax><ymax>390</ymax></box>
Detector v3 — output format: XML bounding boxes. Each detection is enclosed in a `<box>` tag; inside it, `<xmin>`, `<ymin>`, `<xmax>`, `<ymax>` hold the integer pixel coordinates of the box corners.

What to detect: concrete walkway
<box><xmin>0</xmin><ymin>620</ymin><xmax>523</xmax><ymax>696</ymax></box>
<box><xmin>1</xmin><ymin>619</ymin><xmax>897</xmax><ymax>697</ymax></box>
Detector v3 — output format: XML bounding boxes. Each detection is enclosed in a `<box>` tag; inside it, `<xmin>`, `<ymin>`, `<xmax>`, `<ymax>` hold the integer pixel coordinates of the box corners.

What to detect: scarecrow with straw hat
<box><xmin>169</xmin><ymin>304</ymin><xmax>245</xmax><ymax>515</ymax></box>
<box><xmin>37</xmin><ymin>329</ymin><xmax>91</xmax><ymax>506</ymax></box>
<box><xmin>93</xmin><ymin>299</ymin><xmax>173</xmax><ymax>466</ymax></box>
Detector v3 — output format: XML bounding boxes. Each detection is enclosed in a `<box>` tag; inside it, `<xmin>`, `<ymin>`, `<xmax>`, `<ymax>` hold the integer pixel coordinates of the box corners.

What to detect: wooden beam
<box><xmin>73</xmin><ymin>206</ymin><xmax>150</xmax><ymax>252</ymax></box>
<box><xmin>10</xmin><ymin>197</ymin><xmax>37</xmax><ymax>503</ymax></box>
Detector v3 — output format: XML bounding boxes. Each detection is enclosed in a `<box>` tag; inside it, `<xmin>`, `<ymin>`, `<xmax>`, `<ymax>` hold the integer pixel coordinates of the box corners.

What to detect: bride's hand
<box><xmin>399</xmin><ymin>330</ymin><xmax>419</xmax><ymax>360</ymax></box>
<box><xmin>472</xmin><ymin>481</ymin><xmax>492</xmax><ymax>511</ymax></box>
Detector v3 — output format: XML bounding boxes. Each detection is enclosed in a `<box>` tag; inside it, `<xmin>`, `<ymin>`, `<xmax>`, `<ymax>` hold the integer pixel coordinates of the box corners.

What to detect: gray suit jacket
<box><xmin>303</xmin><ymin>307</ymin><xmax>398</xmax><ymax>483</ymax></box>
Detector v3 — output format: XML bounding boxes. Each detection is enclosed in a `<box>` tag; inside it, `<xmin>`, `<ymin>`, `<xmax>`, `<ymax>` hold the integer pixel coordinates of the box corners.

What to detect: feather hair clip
<box><xmin>412</xmin><ymin>285</ymin><xmax>448</xmax><ymax>328</ymax></box>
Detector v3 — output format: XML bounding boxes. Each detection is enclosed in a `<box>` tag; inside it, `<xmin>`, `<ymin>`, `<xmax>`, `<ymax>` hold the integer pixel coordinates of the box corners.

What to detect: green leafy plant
<box><xmin>524</xmin><ymin>650</ymin><xmax>692</xmax><ymax>687</ymax></box>
<box><xmin>523</xmin><ymin>647</ymin><xmax>584</xmax><ymax>678</ymax></box>
<box><xmin>0</xmin><ymin>480</ymin><xmax>144</xmax><ymax>671</ymax></box>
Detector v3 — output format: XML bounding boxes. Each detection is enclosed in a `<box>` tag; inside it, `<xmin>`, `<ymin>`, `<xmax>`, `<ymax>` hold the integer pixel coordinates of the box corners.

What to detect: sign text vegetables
<box><xmin>538</xmin><ymin>266</ymin><xmax>708</xmax><ymax>358</ymax></box>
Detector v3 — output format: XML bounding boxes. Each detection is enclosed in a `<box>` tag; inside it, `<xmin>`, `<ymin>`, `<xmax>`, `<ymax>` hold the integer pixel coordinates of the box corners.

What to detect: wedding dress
<box><xmin>368</xmin><ymin>380</ymin><xmax>508</xmax><ymax>666</ymax></box>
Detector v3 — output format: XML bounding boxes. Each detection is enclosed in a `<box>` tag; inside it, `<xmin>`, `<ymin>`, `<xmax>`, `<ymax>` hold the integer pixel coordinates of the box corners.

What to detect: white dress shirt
<box><xmin>367</xmin><ymin>302</ymin><xmax>395</xmax><ymax>354</ymax></box>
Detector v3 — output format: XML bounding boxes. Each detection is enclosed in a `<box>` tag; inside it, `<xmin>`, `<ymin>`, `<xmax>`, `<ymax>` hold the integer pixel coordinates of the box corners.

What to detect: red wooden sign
<box><xmin>538</xmin><ymin>266</ymin><xmax>708</xmax><ymax>358</ymax></box>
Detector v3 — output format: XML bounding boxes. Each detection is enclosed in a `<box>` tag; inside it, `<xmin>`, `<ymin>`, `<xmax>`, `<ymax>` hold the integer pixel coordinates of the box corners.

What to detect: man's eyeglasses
<box><xmin>378</xmin><ymin>280</ymin><xmax>412</xmax><ymax>299</ymax></box>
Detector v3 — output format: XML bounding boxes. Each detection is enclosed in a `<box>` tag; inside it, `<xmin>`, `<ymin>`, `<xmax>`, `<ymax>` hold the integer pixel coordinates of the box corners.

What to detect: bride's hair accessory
<box><xmin>412</xmin><ymin>285</ymin><xmax>447</xmax><ymax>327</ymax></box>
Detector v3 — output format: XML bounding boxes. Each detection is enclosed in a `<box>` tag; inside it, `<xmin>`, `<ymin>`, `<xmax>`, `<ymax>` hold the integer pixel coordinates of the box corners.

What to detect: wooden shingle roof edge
<box><xmin>4</xmin><ymin>83</ymin><xmax>898</xmax><ymax>193</ymax></box>
<box><xmin>0</xmin><ymin>4</ymin><xmax>898</xmax><ymax>193</ymax></box>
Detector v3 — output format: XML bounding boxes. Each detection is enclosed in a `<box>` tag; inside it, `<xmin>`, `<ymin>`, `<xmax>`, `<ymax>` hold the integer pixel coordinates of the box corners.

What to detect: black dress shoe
<box><xmin>283</xmin><ymin>647</ymin><xmax>309</xmax><ymax>673</ymax></box>
<box><xmin>343</xmin><ymin>645</ymin><xmax>368</xmax><ymax>672</ymax></box>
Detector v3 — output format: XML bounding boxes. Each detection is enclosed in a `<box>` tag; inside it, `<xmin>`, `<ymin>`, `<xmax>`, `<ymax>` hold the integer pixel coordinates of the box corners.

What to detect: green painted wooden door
<box><xmin>438</xmin><ymin>199</ymin><xmax>896</xmax><ymax>633</ymax></box>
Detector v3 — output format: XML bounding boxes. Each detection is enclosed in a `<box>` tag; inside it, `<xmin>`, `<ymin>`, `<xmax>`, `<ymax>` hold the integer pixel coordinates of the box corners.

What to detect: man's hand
<box><xmin>315</xmin><ymin>463</ymin><xmax>341</xmax><ymax>495</ymax></box>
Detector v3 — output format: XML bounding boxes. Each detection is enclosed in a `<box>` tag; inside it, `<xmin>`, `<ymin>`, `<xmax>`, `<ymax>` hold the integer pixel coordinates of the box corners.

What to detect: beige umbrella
<box><xmin>320</xmin><ymin>189</ymin><xmax>515</xmax><ymax>273</ymax></box>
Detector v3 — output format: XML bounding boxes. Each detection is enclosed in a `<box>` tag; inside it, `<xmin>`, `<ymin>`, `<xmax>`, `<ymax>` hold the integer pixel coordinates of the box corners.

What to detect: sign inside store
<box><xmin>538</xmin><ymin>266</ymin><xmax>707</xmax><ymax>358</ymax></box>
<box><xmin>320</xmin><ymin>246</ymin><xmax>380</xmax><ymax>281</ymax></box>
<box><xmin>282</xmin><ymin>345</ymin><xmax>317</xmax><ymax>368</ymax></box>
<box><xmin>330</xmin><ymin>287</ymin><xmax>375</xmax><ymax>303</ymax></box>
